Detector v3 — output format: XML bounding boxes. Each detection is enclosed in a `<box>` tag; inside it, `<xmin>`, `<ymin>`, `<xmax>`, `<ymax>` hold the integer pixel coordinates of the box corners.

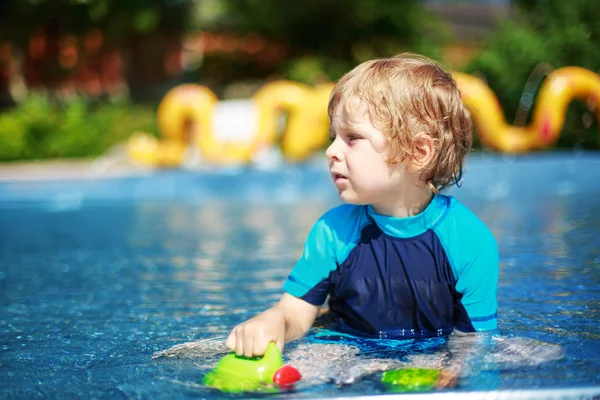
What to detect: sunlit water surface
<box><xmin>0</xmin><ymin>153</ymin><xmax>599</xmax><ymax>398</ymax></box>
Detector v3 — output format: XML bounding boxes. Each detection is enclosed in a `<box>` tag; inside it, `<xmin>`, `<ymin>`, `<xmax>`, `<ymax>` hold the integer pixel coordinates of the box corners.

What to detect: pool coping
<box><xmin>0</xmin><ymin>158</ymin><xmax>154</xmax><ymax>182</ymax></box>
<box><xmin>325</xmin><ymin>386</ymin><xmax>600</xmax><ymax>399</ymax></box>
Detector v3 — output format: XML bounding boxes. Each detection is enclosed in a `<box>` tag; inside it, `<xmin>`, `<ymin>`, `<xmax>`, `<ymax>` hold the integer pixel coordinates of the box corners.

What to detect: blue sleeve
<box><xmin>435</xmin><ymin>198</ymin><xmax>499</xmax><ymax>332</ymax></box>
<box><xmin>454</xmin><ymin>228</ymin><xmax>499</xmax><ymax>331</ymax></box>
<box><xmin>283</xmin><ymin>204</ymin><xmax>364</xmax><ymax>306</ymax></box>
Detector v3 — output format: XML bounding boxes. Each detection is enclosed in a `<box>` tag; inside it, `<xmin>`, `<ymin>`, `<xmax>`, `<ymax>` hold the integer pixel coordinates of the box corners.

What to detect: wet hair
<box><xmin>328</xmin><ymin>53</ymin><xmax>473</xmax><ymax>193</ymax></box>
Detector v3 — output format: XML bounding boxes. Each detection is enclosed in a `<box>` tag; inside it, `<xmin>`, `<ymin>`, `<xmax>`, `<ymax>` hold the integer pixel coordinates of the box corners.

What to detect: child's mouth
<box><xmin>332</xmin><ymin>172</ymin><xmax>348</xmax><ymax>183</ymax></box>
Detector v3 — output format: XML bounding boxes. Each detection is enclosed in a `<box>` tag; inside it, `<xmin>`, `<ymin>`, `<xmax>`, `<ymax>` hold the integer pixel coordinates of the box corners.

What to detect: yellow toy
<box><xmin>127</xmin><ymin>81</ymin><xmax>332</xmax><ymax>167</ymax></box>
<box><xmin>127</xmin><ymin>66</ymin><xmax>600</xmax><ymax>165</ymax></box>
<box><xmin>454</xmin><ymin>66</ymin><xmax>600</xmax><ymax>152</ymax></box>
<box><xmin>126</xmin><ymin>132</ymin><xmax>187</xmax><ymax>168</ymax></box>
<box><xmin>129</xmin><ymin>84</ymin><xmax>258</xmax><ymax>166</ymax></box>
<box><xmin>254</xmin><ymin>81</ymin><xmax>334</xmax><ymax>162</ymax></box>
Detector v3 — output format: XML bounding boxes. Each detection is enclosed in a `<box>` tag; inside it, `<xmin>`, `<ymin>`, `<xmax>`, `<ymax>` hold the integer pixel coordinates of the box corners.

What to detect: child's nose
<box><xmin>326</xmin><ymin>138</ymin><xmax>342</xmax><ymax>161</ymax></box>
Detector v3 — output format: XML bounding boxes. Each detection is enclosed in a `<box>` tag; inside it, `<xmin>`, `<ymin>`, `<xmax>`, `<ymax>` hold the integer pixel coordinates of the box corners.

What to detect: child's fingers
<box><xmin>227</xmin><ymin>317</ymin><xmax>283</xmax><ymax>357</ymax></box>
<box><xmin>224</xmin><ymin>329</ymin><xmax>236</xmax><ymax>350</ymax></box>
<box><xmin>253</xmin><ymin>335</ymin><xmax>271</xmax><ymax>356</ymax></box>
<box><xmin>436</xmin><ymin>368</ymin><xmax>459</xmax><ymax>389</ymax></box>
<box><xmin>235</xmin><ymin>325</ymin><xmax>245</xmax><ymax>356</ymax></box>
<box><xmin>275</xmin><ymin>336</ymin><xmax>285</xmax><ymax>354</ymax></box>
<box><xmin>243</xmin><ymin>335</ymin><xmax>255</xmax><ymax>358</ymax></box>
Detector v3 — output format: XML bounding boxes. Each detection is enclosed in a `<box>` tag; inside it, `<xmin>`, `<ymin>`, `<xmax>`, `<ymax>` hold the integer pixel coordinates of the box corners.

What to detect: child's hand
<box><xmin>436</xmin><ymin>367</ymin><xmax>460</xmax><ymax>389</ymax></box>
<box><xmin>225</xmin><ymin>307</ymin><xmax>286</xmax><ymax>357</ymax></box>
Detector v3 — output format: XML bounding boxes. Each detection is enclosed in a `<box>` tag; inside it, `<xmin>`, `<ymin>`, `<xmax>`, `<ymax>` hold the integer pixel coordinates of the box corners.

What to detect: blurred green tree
<box><xmin>196</xmin><ymin>0</ymin><xmax>448</xmax><ymax>85</ymax></box>
<box><xmin>0</xmin><ymin>95</ymin><xmax>157</xmax><ymax>161</ymax></box>
<box><xmin>0</xmin><ymin>0</ymin><xmax>190</xmax><ymax>102</ymax></box>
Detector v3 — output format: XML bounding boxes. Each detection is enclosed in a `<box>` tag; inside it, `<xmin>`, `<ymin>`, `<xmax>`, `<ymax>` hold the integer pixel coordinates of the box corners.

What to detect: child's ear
<box><xmin>412</xmin><ymin>134</ymin><xmax>435</xmax><ymax>167</ymax></box>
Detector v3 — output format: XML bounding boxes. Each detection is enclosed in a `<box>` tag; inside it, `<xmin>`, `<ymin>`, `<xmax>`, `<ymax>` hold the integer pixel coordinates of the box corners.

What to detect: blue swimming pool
<box><xmin>1</xmin><ymin>152</ymin><xmax>599</xmax><ymax>399</ymax></box>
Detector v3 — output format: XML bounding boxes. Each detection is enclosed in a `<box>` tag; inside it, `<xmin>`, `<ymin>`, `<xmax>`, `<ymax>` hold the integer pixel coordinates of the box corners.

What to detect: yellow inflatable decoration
<box><xmin>127</xmin><ymin>81</ymin><xmax>333</xmax><ymax>167</ymax></box>
<box><xmin>128</xmin><ymin>66</ymin><xmax>600</xmax><ymax>166</ymax></box>
<box><xmin>128</xmin><ymin>84</ymin><xmax>257</xmax><ymax>166</ymax></box>
<box><xmin>454</xmin><ymin>66</ymin><xmax>600</xmax><ymax>152</ymax></box>
<box><xmin>254</xmin><ymin>81</ymin><xmax>334</xmax><ymax>162</ymax></box>
<box><xmin>127</xmin><ymin>132</ymin><xmax>187</xmax><ymax>168</ymax></box>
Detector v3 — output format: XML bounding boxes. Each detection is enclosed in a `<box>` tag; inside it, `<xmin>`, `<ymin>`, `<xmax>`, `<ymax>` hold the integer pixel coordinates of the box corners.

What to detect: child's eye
<box><xmin>348</xmin><ymin>134</ymin><xmax>361</xmax><ymax>141</ymax></box>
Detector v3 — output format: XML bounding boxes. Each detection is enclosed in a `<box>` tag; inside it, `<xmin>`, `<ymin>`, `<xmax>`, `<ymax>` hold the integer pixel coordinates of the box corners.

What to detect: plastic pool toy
<box><xmin>126</xmin><ymin>65</ymin><xmax>600</xmax><ymax>166</ymax></box>
<box><xmin>127</xmin><ymin>81</ymin><xmax>332</xmax><ymax>167</ymax></box>
<box><xmin>202</xmin><ymin>342</ymin><xmax>302</xmax><ymax>393</ymax></box>
<box><xmin>453</xmin><ymin>66</ymin><xmax>600</xmax><ymax>152</ymax></box>
<box><xmin>381</xmin><ymin>368</ymin><xmax>440</xmax><ymax>393</ymax></box>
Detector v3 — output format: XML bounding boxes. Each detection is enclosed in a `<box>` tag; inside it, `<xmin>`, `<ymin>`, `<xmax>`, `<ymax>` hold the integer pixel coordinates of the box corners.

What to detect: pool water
<box><xmin>1</xmin><ymin>152</ymin><xmax>599</xmax><ymax>399</ymax></box>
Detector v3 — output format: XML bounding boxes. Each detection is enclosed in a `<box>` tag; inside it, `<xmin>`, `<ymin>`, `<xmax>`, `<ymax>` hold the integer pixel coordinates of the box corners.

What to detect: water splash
<box><xmin>152</xmin><ymin>330</ymin><xmax>564</xmax><ymax>389</ymax></box>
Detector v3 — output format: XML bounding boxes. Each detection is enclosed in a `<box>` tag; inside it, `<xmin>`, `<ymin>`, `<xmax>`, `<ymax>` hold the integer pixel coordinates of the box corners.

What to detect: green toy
<box><xmin>202</xmin><ymin>342</ymin><xmax>284</xmax><ymax>393</ymax></box>
<box><xmin>381</xmin><ymin>368</ymin><xmax>440</xmax><ymax>393</ymax></box>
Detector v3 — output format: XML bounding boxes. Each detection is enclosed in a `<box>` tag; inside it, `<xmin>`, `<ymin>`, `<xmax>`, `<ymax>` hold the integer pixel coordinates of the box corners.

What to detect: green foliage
<box><xmin>465</xmin><ymin>0</ymin><xmax>600</xmax><ymax>148</ymax></box>
<box><xmin>198</xmin><ymin>0</ymin><xmax>447</xmax><ymax>85</ymax></box>
<box><xmin>0</xmin><ymin>0</ymin><xmax>190</xmax><ymax>44</ymax></box>
<box><xmin>216</xmin><ymin>0</ymin><xmax>447</xmax><ymax>57</ymax></box>
<box><xmin>0</xmin><ymin>95</ymin><xmax>157</xmax><ymax>161</ymax></box>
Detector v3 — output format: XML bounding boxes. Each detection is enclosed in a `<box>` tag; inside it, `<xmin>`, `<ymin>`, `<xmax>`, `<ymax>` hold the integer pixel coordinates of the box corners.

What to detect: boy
<box><xmin>225</xmin><ymin>54</ymin><xmax>499</xmax><ymax>365</ymax></box>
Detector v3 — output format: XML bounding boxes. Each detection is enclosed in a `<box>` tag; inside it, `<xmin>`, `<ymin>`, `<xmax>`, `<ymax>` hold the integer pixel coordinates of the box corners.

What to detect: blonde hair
<box><xmin>328</xmin><ymin>53</ymin><xmax>472</xmax><ymax>193</ymax></box>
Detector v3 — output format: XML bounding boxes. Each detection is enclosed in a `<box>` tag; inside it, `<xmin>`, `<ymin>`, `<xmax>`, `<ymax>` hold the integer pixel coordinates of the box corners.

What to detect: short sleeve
<box><xmin>283</xmin><ymin>215</ymin><xmax>338</xmax><ymax>306</ymax></box>
<box><xmin>454</xmin><ymin>230</ymin><xmax>499</xmax><ymax>331</ymax></box>
<box><xmin>283</xmin><ymin>204</ymin><xmax>365</xmax><ymax>306</ymax></box>
<box><xmin>433</xmin><ymin>197</ymin><xmax>500</xmax><ymax>333</ymax></box>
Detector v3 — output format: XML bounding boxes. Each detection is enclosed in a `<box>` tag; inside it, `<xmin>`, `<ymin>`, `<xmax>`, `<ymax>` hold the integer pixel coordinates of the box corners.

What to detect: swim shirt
<box><xmin>283</xmin><ymin>194</ymin><xmax>498</xmax><ymax>339</ymax></box>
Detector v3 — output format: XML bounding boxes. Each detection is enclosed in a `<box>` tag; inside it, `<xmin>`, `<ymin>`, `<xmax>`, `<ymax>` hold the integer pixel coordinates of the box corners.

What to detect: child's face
<box><xmin>327</xmin><ymin>98</ymin><xmax>408</xmax><ymax>206</ymax></box>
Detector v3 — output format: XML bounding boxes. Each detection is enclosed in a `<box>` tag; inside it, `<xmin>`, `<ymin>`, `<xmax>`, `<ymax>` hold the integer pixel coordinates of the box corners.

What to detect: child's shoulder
<box><xmin>436</xmin><ymin>195</ymin><xmax>497</xmax><ymax>249</ymax></box>
<box><xmin>320</xmin><ymin>203</ymin><xmax>366</xmax><ymax>222</ymax></box>
<box><xmin>312</xmin><ymin>203</ymin><xmax>369</xmax><ymax>242</ymax></box>
<box><xmin>435</xmin><ymin>195</ymin><xmax>499</xmax><ymax>277</ymax></box>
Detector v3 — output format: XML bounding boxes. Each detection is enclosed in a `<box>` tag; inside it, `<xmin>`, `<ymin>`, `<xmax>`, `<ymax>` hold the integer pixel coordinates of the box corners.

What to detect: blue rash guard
<box><xmin>283</xmin><ymin>194</ymin><xmax>499</xmax><ymax>339</ymax></box>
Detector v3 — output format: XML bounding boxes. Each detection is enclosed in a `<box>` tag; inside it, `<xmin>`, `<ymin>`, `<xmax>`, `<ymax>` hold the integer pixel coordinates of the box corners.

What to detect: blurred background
<box><xmin>0</xmin><ymin>0</ymin><xmax>598</xmax><ymax>163</ymax></box>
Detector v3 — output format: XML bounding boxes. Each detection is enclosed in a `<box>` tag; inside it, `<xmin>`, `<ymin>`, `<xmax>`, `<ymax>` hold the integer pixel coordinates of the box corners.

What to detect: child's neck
<box><xmin>371</xmin><ymin>188</ymin><xmax>434</xmax><ymax>218</ymax></box>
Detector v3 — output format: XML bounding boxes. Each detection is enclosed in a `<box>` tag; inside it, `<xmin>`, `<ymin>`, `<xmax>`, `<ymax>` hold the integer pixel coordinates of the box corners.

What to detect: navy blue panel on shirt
<box><xmin>303</xmin><ymin>222</ymin><xmax>474</xmax><ymax>339</ymax></box>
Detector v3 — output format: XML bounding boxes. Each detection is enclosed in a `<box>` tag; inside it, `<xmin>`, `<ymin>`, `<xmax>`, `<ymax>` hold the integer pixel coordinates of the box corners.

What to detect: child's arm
<box><xmin>437</xmin><ymin>328</ymin><xmax>493</xmax><ymax>388</ymax></box>
<box><xmin>225</xmin><ymin>207</ymin><xmax>349</xmax><ymax>357</ymax></box>
<box><xmin>224</xmin><ymin>293</ymin><xmax>320</xmax><ymax>357</ymax></box>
